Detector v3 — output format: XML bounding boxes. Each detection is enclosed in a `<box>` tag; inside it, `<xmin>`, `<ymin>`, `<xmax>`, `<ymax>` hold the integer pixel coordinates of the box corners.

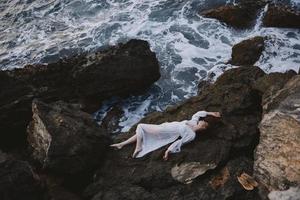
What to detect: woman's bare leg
<box><xmin>111</xmin><ymin>123</ymin><xmax>165</xmax><ymax>157</ymax></box>
<box><xmin>132</xmin><ymin>123</ymin><xmax>168</xmax><ymax>157</ymax></box>
<box><xmin>110</xmin><ymin>134</ymin><xmax>137</xmax><ymax>149</ymax></box>
<box><xmin>132</xmin><ymin>130</ymin><xmax>143</xmax><ymax>158</ymax></box>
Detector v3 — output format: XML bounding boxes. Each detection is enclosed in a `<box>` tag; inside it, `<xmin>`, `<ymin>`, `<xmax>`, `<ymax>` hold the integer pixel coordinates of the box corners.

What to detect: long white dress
<box><xmin>135</xmin><ymin>111</ymin><xmax>208</xmax><ymax>158</ymax></box>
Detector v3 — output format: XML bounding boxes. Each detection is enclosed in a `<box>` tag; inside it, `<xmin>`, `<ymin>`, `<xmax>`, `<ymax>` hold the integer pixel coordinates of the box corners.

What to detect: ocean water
<box><xmin>0</xmin><ymin>0</ymin><xmax>299</xmax><ymax>132</ymax></box>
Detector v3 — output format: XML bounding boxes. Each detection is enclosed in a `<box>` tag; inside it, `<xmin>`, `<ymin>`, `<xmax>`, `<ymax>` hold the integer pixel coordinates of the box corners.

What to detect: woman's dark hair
<box><xmin>200</xmin><ymin>115</ymin><xmax>221</xmax><ymax>128</ymax></box>
<box><xmin>195</xmin><ymin>115</ymin><xmax>222</xmax><ymax>135</ymax></box>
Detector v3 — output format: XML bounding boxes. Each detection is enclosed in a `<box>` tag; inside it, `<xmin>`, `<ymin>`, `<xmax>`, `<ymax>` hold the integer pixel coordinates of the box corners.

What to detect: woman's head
<box><xmin>196</xmin><ymin>120</ymin><xmax>209</xmax><ymax>131</ymax></box>
<box><xmin>196</xmin><ymin>115</ymin><xmax>221</xmax><ymax>132</ymax></box>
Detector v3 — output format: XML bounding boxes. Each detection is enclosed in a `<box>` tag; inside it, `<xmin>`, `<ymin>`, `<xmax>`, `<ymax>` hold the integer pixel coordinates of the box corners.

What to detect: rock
<box><xmin>201</xmin><ymin>1</ymin><xmax>266</xmax><ymax>29</ymax></box>
<box><xmin>171</xmin><ymin>162</ymin><xmax>217</xmax><ymax>184</ymax></box>
<box><xmin>254</xmin><ymin>76</ymin><xmax>300</xmax><ymax>198</ymax></box>
<box><xmin>100</xmin><ymin>105</ymin><xmax>124</xmax><ymax>134</ymax></box>
<box><xmin>0</xmin><ymin>151</ymin><xmax>44</xmax><ymax>200</ymax></box>
<box><xmin>268</xmin><ymin>187</ymin><xmax>300</xmax><ymax>200</ymax></box>
<box><xmin>0</xmin><ymin>72</ymin><xmax>36</xmax><ymax>150</ymax></box>
<box><xmin>84</xmin><ymin>66</ymin><xmax>266</xmax><ymax>200</ymax></box>
<box><xmin>0</xmin><ymin>39</ymin><xmax>160</xmax><ymax>150</ymax></box>
<box><xmin>207</xmin><ymin>157</ymin><xmax>260</xmax><ymax>200</ymax></box>
<box><xmin>197</xmin><ymin>80</ymin><xmax>211</xmax><ymax>95</ymax></box>
<box><xmin>27</xmin><ymin>100</ymin><xmax>111</xmax><ymax>175</ymax></box>
<box><xmin>45</xmin><ymin>184</ymin><xmax>82</xmax><ymax>200</ymax></box>
<box><xmin>90</xmin><ymin>185</ymin><xmax>155</xmax><ymax>200</ymax></box>
<box><xmin>253</xmin><ymin>70</ymin><xmax>297</xmax><ymax>113</ymax></box>
<box><xmin>231</xmin><ymin>37</ymin><xmax>265</xmax><ymax>66</ymax></box>
<box><xmin>263</xmin><ymin>5</ymin><xmax>300</xmax><ymax>28</ymax></box>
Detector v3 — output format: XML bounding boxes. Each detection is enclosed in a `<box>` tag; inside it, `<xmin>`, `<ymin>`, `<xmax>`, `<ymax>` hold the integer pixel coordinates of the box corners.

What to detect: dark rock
<box><xmin>197</xmin><ymin>80</ymin><xmax>211</xmax><ymax>95</ymax></box>
<box><xmin>27</xmin><ymin>100</ymin><xmax>111</xmax><ymax>175</ymax></box>
<box><xmin>84</xmin><ymin>66</ymin><xmax>266</xmax><ymax>200</ymax></box>
<box><xmin>263</xmin><ymin>5</ymin><xmax>300</xmax><ymax>28</ymax></box>
<box><xmin>45</xmin><ymin>184</ymin><xmax>82</xmax><ymax>200</ymax></box>
<box><xmin>201</xmin><ymin>1</ymin><xmax>267</xmax><ymax>29</ymax></box>
<box><xmin>0</xmin><ymin>151</ymin><xmax>44</xmax><ymax>200</ymax></box>
<box><xmin>254</xmin><ymin>75</ymin><xmax>300</xmax><ymax>198</ymax></box>
<box><xmin>231</xmin><ymin>37</ymin><xmax>265</xmax><ymax>66</ymax></box>
<box><xmin>89</xmin><ymin>185</ymin><xmax>155</xmax><ymax>200</ymax></box>
<box><xmin>100</xmin><ymin>105</ymin><xmax>124</xmax><ymax>134</ymax></box>
<box><xmin>0</xmin><ymin>72</ymin><xmax>36</xmax><ymax>150</ymax></box>
<box><xmin>0</xmin><ymin>39</ymin><xmax>160</xmax><ymax>150</ymax></box>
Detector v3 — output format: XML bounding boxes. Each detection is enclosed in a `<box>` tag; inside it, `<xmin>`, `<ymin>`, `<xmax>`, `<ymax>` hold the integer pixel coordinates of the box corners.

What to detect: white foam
<box><xmin>1</xmin><ymin>0</ymin><xmax>300</xmax><ymax>132</ymax></box>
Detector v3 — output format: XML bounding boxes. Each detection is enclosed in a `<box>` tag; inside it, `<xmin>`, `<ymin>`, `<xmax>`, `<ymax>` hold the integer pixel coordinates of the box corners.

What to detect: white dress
<box><xmin>135</xmin><ymin>111</ymin><xmax>208</xmax><ymax>158</ymax></box>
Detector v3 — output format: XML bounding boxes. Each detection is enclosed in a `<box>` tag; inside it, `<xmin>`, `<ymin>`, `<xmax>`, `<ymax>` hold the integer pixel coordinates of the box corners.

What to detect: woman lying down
<box><xmin>110</xmin><ymin>110</ymin><xmax>221</xmax><ymax>160</ymax></box>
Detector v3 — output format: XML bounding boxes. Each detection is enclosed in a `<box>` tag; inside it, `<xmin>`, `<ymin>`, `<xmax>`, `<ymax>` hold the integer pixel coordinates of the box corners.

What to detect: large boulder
<box><xmin>230</xmin><ymin>37</ymin><xmax>265</xmax><ymax>66</ymax></box>
<box><xmin>27</xmin><ymin>100</ymin><xmax>111</xmax><ymax>175</ymax></box>
<box><xmin>263</xmin><ymin>5</ymin><xmax>300</xmax><ymax>28</ymax></box>
<box><xmin>254</xmin><ymin>75</ymin><xmax>300</xmax><ymax>198</ymax></box>
<box><xmin>84</xmin><ymin>66</ymin><xmax>266</xmax><ymax>200</ymax></box>
<box><xmin>201</xmin><ymin>1</ymin><xmax>266</xmax><ymax>29</ymax></box>
<box><xmin>253</xmin><ymin>70</ymin><xmax>297</xmax><ymax>113</ymax></box>
<box><xmin>0</xmin><ymin>151</ymin><xmax>44</xmax><ymax>200</ymax></box>
<box><xmin>0</xmin><ymin>39</ymin><xmax>160</xmax><ymax>150</ymax></box>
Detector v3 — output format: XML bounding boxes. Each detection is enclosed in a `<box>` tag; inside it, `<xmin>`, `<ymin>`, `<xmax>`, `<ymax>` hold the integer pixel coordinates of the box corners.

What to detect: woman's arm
<box><xmin>206</xmin><ymin>112</ymin><xmax>221</xmax><ymax>118</ymax></box>
<box><xmin>163</xmin><ymin>126</ymin><xmax>196</xmax><ymax>160</ymax></box>
<box><xmin>191</xmin><ymin>111</ymin><xmax>221</xmax><ymax>121</ymax></box>
<box><xmin>191</xmin><ymin>111</ymin><xmax>208</xmax><ymax>121</ymax></box>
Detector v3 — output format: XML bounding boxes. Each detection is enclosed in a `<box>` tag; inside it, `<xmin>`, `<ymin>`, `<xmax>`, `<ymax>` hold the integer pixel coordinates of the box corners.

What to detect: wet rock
<box><xmin>0</xmin><ymin>151</ymin><xmax>44</xmax><ymax>200</ymax></box>
<box><xmin>230</xmin><ymin>37</ymin><xmax>265</xmax><ymax>66</ymax></box>
<box><xmin>27</xmin><ymin>100</ymin><xmax>111</xmax><ymax>175</ymax></box>
<box><xmin>254</xmin><ymin>76</ymin><xmax>300</xmax><ymax>198</ymax></box>
<box><xmin>197</xmin><ymin>80</ymin><xmax>211</xmax><ymax>95</ymax></box>
<box><xmin>0</xmin><ymin>39</ymin><xmax>160</xmax><ymax>150</ymax></box>
<box><xmin>84</xmin><ymin>66</ymin><xmax>266</xmax><ymax>200</ymax></box>
<box><xmin>201</xmin><ymin>1</ymin><xmax>266</xmax><ymax>29</ymax></box>
<box><xmin>263</xmin><ymin>5</ymin><xmax>300</xmax><ymax>28</ymax></box>
<box><xmin>100</xmin><ymin>105</ymin><xmax>124</xmax><ymax>134</ymax></box>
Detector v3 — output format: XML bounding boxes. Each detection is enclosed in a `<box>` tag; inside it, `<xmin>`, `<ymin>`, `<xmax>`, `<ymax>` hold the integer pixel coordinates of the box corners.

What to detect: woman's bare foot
<box><xmin>132</xmin><ymin>147</ymin><xmax>142</xmax><ymax>158</ymax></box>
<box><xmin>110</xmin><ymin>143</ymin><xmax>124</xmax><ymax>150</ymax></box>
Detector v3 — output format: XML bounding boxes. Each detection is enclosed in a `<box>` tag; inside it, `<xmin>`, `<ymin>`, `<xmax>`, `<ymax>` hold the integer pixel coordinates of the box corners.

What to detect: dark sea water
<box><xmin>0</xmin><ymin>0</ymin><xmax>300</xmax><ymax>132</ymax></box>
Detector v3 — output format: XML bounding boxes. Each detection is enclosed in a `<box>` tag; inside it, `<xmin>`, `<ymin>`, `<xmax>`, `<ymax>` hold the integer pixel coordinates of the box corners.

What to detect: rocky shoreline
<box><xmin>201</xmin><ymin>0</ymin><xmax>300</xmax><ymax>29</ymax></box>
<box><xmin>0</xmin><ymin>39</ymin><xmax>160</xmax><ymax>151</ymax></box>
<box><xmin>1</xmin><ymin>2</ymin><xmax>300</xmax><ymax>200</ymax></box>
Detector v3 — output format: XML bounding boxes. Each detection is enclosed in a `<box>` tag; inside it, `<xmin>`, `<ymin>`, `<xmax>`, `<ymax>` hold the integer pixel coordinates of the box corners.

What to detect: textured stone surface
<box><xmin>171</xmin><ymin>162</ymin><xmax>217</xmax><ymax>184</ymax></box>
<box><xmin>0</xmin><ymin>39</ymin><xmax>160</xmax><ymax>150</ymax></box>
<box><xmin>27</xmin><ymin>100</ymin><xmax>111</xmax><ymax>175</ymax></box>
<box><xmin>0</xmin><ymin>151</ymin><xmax>43</xmax><ymax>200</ymax></box>
<box><xmin>253</xmin><ymin>70</ymin><xmax>297</xmax><ymax>113</ymax></box>
<box><xmin>254</xmin><ymin>76</ymin><xmax>300</xmax><ymax>197</ymax></box>
<box><xmin>201</xmin><ymin>1</ymin><xmax>266</xmax><ymax>29</ymax></box>
<box><xmin>268</xmin><ymin>187</ymin><xmax>300</xmax><ymax>200</ymax></box>
<box><xmin>83</xmin><ymin>66</ymin><xmax>266</xmax><ymax>200</ymax></box>
<box><xmin>231</xmin><ymin>37</ymin><xmax>265</xmax><ymax>66</ymax></box>
<box><xmin>263</xmin><ymin>5</ymin><xmax>300</xmax><ymax>28</ymax></box>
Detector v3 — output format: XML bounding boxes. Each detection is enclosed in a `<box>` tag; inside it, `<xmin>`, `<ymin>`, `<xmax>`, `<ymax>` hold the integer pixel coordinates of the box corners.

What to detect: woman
<box><xmin>110</xmin><ymin>110</ymin><xmax>221</xmax><ymax>160</ymax></box>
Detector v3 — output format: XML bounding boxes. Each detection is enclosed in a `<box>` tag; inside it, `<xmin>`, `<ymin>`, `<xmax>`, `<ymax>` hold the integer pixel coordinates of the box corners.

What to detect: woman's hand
<box><xmin>206</xmin><ymin>111</ymin><xmax>221</xmax><ymax>118</ymax></box>
<box><xmin>163</xmin><ymin>150</ymin><xmax>170</xmax><ymax>161</ymax></box>
<box><xmin>212</xmin><ymin>112</ymin><xmax>221</xmax><ymax>118</ymax></box>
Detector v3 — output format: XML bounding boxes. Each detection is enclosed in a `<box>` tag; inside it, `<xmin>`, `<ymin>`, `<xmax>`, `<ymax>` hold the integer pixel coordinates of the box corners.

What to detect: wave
<box><xmin>0</xmin><ymin>0</ymin><xmax>299</xmax><ymax>132</ymax></box>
